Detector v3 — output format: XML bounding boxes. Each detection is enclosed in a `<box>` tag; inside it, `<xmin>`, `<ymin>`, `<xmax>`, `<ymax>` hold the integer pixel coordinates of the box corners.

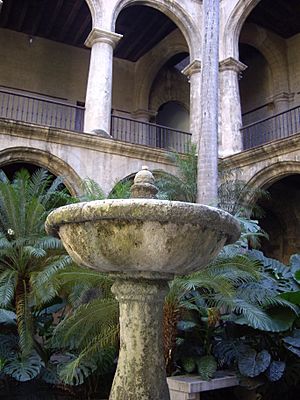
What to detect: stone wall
<box><xmin>0</xmin><ymin>119</ymin><xmax>178</xmax><ymax>195</ymax></box>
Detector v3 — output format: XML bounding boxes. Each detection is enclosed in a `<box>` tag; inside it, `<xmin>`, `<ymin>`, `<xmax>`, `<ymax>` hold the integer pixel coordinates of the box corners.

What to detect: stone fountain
<box><xmin>45</xmin><ymin>167</ymin><xmax>240</xmax><ymax>400</ymax></box>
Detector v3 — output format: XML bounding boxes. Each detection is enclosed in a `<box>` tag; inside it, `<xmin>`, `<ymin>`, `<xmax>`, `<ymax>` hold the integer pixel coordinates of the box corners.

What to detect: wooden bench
<box><xmin>167</xmin><ymin>371</ymin><xmax>239</xmax><ymax>400</ymax></box>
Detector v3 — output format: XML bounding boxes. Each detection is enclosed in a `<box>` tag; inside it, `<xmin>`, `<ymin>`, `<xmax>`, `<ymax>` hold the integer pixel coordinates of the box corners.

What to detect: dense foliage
<box><xmin>0</xmin><ymin>163</ymin><xmax>299</xmax><ymax>400</ymax></box>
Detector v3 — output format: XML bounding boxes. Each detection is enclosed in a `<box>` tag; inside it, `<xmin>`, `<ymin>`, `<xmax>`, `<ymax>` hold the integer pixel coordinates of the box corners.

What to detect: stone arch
<box><xmin>0</xmin><ymin>147</ymin><xmax>82</xmax><ymax>196</ymax></box>
<box><xmin>240</xmin><ymin>23</ymin><xmax>289</xmax><ymax>94</ymax></box>
<box><xmin>223</xmin><ymin>0</ymin><xmax>261</xmax><ymax>59</ymax></box>
<box><xmin>246</xmin><ymin>161</ymin><xmax>300</xmax><ymax>192</ymax></box>
<box><xmin>151</xmin><ymin>98</ymin><xmax>189</xmax><ymax>116</ymax></box>
<box><xmin>149</xmin><ymin>62</ymin><xmax>190</xmax><ymax>113</ymax></box>
<box><xmin>247</xmin><ymin>162</ymin><xmax>300</xmax><ymax>262</ymax></box>
<box><xmin>84</xmin><ymin>0</ymin><xmax>102</xmax><ymax>26</ymax></box>
<box><xmin>134</xmin><ymin>29</ymin><xmax>189</xmax><ymax>111</ymax></box>
<box><xmin>111</xmin><ymin>0</ymin><xmax>199</xmax><ymax>59</ymax></box>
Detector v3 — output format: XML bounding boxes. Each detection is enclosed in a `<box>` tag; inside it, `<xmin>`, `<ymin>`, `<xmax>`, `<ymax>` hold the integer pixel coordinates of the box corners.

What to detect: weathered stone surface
<box><xmin>45</xmin><ymin>199</ymin><xmax>240</xmax><ymax>279</ymax></box>
<box><xmin>110</xmin><ymin>279</ymin><xmax>170</xmax><ymax>400</ymax></box>
<box><xmin>130</xmin><ymin>166</ymin><xmax>158</xmax><ymax>199</ymax></box>
<box><xmin>45</xmin><ymin>166</ymin><xmax>240</xmax><ymax>400</ymax></box>
<box><xmin>167</xmin><ymin>371</ymin><xmax>239</xmax><ymax>399</ymax></box>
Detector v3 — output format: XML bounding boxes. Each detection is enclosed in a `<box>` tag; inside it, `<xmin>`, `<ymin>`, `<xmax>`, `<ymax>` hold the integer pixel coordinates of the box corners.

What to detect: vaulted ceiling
<box><xmin>0</xmin><ymin>1</ymin><xmax>178</xmax><ymax>61</ymax></box>
<box><xmin>247</xmin><ymin>0</ymin><xmax>300</xmax><ymax>38</ymax></box>
<box><xmin>0</xmin><ymin>0</ymin><xmax>92</xmax><ymax>47</ymax></box>
<box><xmin>115</xmin><ymin>6</ymin><xmax>177</xmax><ymax>61</ymax></box>
<box><xmin>2</xmin><ymin>0</ymin><xmax>298</xmax><ymax>62</ymax></box>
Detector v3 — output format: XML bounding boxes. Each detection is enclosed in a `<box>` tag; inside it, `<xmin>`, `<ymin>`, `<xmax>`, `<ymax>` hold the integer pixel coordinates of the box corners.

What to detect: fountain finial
<box><xmin>130</xmin><ymin>166</ymin><xmax>158</xmax><ymax>199</ymax></box>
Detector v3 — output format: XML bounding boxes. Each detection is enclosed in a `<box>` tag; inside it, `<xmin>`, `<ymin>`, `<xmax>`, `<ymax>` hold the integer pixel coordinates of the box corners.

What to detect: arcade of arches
<box><xmin>0</xmin><ymin>0</ymin><xmax>300</xmax><ymax>263</ymax></box>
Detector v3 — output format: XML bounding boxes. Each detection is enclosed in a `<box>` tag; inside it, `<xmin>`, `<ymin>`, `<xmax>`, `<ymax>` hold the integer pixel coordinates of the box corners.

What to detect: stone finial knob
<box><xmin>130</xmin><ymin>166</ymin><xmax>158</xmax><ymax>199</ymax></box>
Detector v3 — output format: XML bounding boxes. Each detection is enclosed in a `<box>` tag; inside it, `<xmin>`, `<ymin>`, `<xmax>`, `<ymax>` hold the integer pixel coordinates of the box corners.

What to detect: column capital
<box><xmin>182</xmin><ymin>59</ymin><xmax>201</xmax><ymax>78</ymax></box>
<box><xmin>85</xmin><ymin>28</ymin><xmax>123</xmax><ymax>49</ymax></box>
<box><xmin>219</xmin><ymin>57</ymin><xmax>247</xmax><ymax>73</ymax></box>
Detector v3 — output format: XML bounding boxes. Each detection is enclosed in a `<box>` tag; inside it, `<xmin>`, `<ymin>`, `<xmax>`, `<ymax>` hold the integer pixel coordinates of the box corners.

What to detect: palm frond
<box><xmin>31</xmin><ymin>255</ymin><xmax>73</xmax><ymax>305</ymax></box>
<box><xmin>108</xmin><ymin>180</ymin><xmax>132</xmax><ymax>199</ymax></box>
<box><xmin>52</xmin><ymin>298</ymin><xmax>118</xmax><ymax>351</ymax></box>
<box><xmin>231</xmin><ymin>298</ymin><xmax>274</xmax><ymax>331</ymax></box>
<box><xmin>0</xmin><ymin>270</ymin><xmax>17</xmax><ymax>307</ymax></box>
<box><xmin>79</xmin><ymin>178</ymin><xmax>105</xmax><ymax>201</ymax></box>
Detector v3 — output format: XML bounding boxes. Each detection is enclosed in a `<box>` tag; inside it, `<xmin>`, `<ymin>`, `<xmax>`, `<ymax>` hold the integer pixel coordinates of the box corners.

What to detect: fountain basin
<box><xmin>45</xmin><ymin>198</ymin><xmax>240</xmax><ymax>279</ymax></box>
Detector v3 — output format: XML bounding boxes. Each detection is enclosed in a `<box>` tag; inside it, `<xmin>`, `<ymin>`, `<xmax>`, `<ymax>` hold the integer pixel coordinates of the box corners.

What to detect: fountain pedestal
<box><xmin>45</xmin><ymin>166</ymin><xmax>240</xmax><ymax>400</ymax></box>
<box><xmin>110</xmin><ymin>279</ymin><xmax>170</xmax><ymax>400</ymax></box>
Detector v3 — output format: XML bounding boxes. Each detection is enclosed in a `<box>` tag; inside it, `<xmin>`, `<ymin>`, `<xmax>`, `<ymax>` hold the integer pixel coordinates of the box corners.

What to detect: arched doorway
<box><xmin>110</xmin><ymin>4</ymin><xmax>191</xmax><ymax>152</ymax></box>
<box><xmin>257</xmin><ymin>174</ymin><xmax>300</xmax><ymax>263</ymax></box>
<box><xmin>156</xmin><ymin>101</ymin><xmax>189</xmax><ymax>132</ymax></box>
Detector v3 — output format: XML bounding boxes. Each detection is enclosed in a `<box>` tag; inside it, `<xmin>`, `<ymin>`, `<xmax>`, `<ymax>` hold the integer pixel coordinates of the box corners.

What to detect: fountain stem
<box><xmin>110</xmin><ymin>278</ymin><xmax>170</xmax><ymax>400</ymax></box>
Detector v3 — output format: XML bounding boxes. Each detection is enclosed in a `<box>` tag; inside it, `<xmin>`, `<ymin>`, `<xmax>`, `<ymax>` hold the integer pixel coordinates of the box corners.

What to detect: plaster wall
<box><xmin>0</xmin><ymin>28</ymin><xmax>90</xmax><ymax>104</ymax></box>
<box><xmin>112</xmin><ymin>58</ymin><xmax>135</xmax><ymax>113</ymax></box>
<box><xmin>0</xmin><ymin>28</ymin><xmax>187</xmax><ymax>119</ymax></box>
<box><xmin>287</xmin><ymin>33</ymin><xmax>300</xmax><ymax>107</ymax></box>
<box><xmin>239</xmin><ymin>45</ymin><xmax>273</xmax><ymax>125</ymax></box>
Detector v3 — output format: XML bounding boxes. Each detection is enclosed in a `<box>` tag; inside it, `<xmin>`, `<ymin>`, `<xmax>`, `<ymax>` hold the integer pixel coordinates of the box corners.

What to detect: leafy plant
<box><xmin>0</xmin><ymin>168</ymin><xmax>74</xmax><ymax>382</ymax></box>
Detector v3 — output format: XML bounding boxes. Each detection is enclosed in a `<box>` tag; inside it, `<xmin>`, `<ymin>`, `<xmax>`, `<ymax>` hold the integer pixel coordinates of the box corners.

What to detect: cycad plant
<box><xmin>44</xmin><ymin>266</ymin><xmax>119</xmax><ymax>397</ymax></box>
<box><xmin>0</xmin><ymin>169</ymin><xmax>73</xmax><ymax>381</ymax></box>
<box><xmin>156</xmin><ymin>143</ymin><xmax>198</xmax><ymax>202</ymax></box>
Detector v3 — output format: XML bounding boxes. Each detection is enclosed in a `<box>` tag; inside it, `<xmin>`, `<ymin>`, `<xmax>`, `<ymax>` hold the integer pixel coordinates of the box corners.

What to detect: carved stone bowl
<box><xmin>45</xmin><ymin>198</ymin><xmax>240</xmax><ymax>280</ymax></box>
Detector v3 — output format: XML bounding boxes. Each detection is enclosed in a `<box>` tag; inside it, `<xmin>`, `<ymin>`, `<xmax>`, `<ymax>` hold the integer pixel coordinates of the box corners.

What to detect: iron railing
<box><xmin>0</xmin><ymin>89</ymin><xmax>84</xmax><ymax>132</ymax></box>
<box><xmin>111</xmin><ymin>115</ymin><xmax>191</xmax><ymax>153</ymax></box>
<box><xmin>242</xmin><ymin>105</ymin><xmax>300</xmax><ymax>150</ymax></box>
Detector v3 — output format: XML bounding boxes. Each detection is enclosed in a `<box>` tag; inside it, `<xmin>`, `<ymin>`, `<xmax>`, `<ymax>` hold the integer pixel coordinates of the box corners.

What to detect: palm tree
<box><xmin>0</xmin><ymin>169</ymin><xmax>73</xmax><ymax>357</ymax></box>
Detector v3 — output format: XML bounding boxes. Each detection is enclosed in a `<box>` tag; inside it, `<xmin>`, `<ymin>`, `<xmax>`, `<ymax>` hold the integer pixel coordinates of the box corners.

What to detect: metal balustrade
<box><xmin>111</xmin><ymin>115</ymin><xmax>192</xmax><ymax>153</ymax></box>
<box><xmin>0</xmin><ymin>89</ymin><xmax>84</xmax><ymax>132</ymax></box>
<box><xmin>242</xmin><ymin>105</ymin><xmax>300</xmax><ymax>150</ymax></box>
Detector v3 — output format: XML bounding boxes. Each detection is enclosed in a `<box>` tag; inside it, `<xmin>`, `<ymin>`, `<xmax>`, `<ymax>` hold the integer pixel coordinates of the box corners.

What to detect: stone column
<box><xmin>110</xmin><ymin>278</ymin><xmax>170</xmax><ymax>400</ymax></box>
<box><xmin>182</xmin><ymin>60</ymin><xmax>201</xmax><ymax>145</ymax></box>
<box><xmin>84</xmin><ymin>28</ymin><xmax>122</xmax><ymax>135</ymax></box>
<box><xmin>198</xmin><ymin>0</ymin><xmax>219</xmax><ymax>206</ymax></box>
<box><xmin>219</xmin><ymin>57</ymin><xmax>247</xmax><ymax>157</ymax></box>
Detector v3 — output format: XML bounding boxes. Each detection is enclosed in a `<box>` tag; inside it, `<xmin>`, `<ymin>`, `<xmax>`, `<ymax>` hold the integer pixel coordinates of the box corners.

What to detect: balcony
<box><xmin>0</xmin><ymin>89</ymin><xmax>85</xmax><ymax>132</ymax></box>
<box><xmin>242</xmin><ymin>106</ymin><xmax>300</xmax><ymax>150</ymax></box>
<box><xmin>111</xmin><ymin>115</ymin><xmax>191</xmax><ymax>153</ymax></box>
<box><xmin>0</xmin><ymin>89</ymin><xmax>191</xmax><ymax>154</ymax></box>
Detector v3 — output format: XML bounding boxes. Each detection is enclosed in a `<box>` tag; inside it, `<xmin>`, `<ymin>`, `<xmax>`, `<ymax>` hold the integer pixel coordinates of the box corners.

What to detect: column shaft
<box><xmin>182</xmin><ymin>60</ymin><xmax>201</xmax><ymax>145</ymax></box>
<box><xmin>110</xmin><ymin>279</ymin><xmax>170</xmax><ymax>400</ymax></box>
<box><xmin>84</xmin><ymin>28</ymin><xmax>122</xmax><ymax>135</ymax></box>
<box><xmin>219</xmin><ymin>58</ymin><xmax>247</xmax><ymax>157</ymax></box>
